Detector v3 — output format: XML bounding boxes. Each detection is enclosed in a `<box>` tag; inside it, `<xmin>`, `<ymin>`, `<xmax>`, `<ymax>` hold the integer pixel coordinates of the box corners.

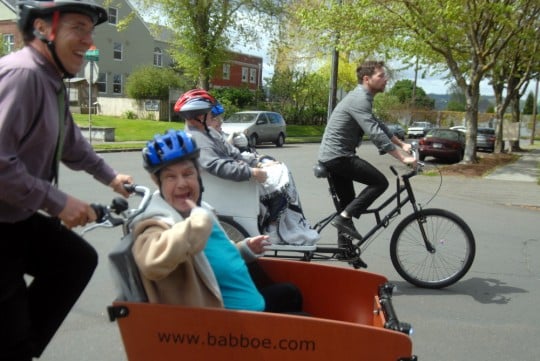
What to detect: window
<box><xmin>2</xmin><ymin>34</ymin><xmax>15</xmax><ymax>53</ymax></box>
<box><xmin>97</xmin><ymin>72</ymin><xmax>107</xmax><ymax>93</ymax></box>
<box><xmin>241</xmin><ymin>67</ymin><xmax>248</xmax><ymax>82</ymax></box>
<box><xmin>113</xmin><ymin>73</ymin><xmax>123</xmax><ymax>94</ymax></box>
<box><xmin>108</xmin><ymin>7</ymin><xmax>118</xmax><ymax>25</ymax></box>
<box><xmin>222</xmin><ymin>63</ymin><xmax>230</xmax><ymax>80</ymax></box>
<box><xmin>153</xmin><ymin>47</ymin><xmax>162</xmax><ymax>67</ymax></box>
<box><xmin>113</xmin><ymin>42</ymin><xmax>123</xmax><ymax>60</ymax></box>
<box><xmin>249</xmin><ymin>68</ymin><xmax>257</xmax><ymax>84</ymax></box>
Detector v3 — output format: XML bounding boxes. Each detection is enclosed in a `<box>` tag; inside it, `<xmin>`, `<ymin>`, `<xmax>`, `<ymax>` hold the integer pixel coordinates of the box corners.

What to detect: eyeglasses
<box><xmin>61</xmin><ymin>22</ymin><xmax>95</xmax><ymax>38</ymax></box>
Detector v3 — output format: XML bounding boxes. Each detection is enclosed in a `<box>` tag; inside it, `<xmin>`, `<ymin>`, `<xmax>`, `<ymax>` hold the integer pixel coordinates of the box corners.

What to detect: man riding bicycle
<box><xmin>318</xmin><ymin>60</ymin><xmax>416</xmax><ymax>247</ymax></box>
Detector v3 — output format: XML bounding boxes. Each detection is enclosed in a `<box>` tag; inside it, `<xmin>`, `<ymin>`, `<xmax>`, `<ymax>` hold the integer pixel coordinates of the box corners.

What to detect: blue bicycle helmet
<box><xmin>211</xmin><ymin>102</ymin><xmax>225</xmax><ymax>117</ymax></box>
<box><xmin>142</xmin><ymin>130</ymin><xmax>200</xmax><ymax>174</ymax></box>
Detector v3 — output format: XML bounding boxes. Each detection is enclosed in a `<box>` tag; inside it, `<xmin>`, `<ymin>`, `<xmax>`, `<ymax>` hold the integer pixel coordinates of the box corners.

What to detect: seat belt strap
<box><xmin>52</xmin><ymin>84</ymin><xmax>65</xmax><ymax>185</ymax></box>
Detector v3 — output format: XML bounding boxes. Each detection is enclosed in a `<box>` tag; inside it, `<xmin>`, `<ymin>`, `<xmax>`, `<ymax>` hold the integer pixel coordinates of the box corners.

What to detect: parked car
<box><xmin>386</xmin><ymin>124</ymin><xmax>406</xmax><ymax>140</ymax></box>
<box><xmin>450</xmin><ymin>125</ymin><xmax>466</xmax><ymax>133</ymax></box>
<box><xmin>221</xmin><ymin>111</ymin><xmax>287</xmax><ymax>147</ymax></box>
<box><xmin>450</xmin><ymin>126</ymin><xmax>495</xmax><ymax>152</ymax></box>
<box><xmin>407</xmin><ymin>121</ymin><xmax>434</xmax><ymax>138</ymax></box>
<box><xmin>476</xmin><ymin>127</ymin><xmax>495</xmax><ymax>152</ymax></box>
<box><xmin>418</xmin><ymin>128</ymin><xmax>465</xmax><ymax>163</ymax></box>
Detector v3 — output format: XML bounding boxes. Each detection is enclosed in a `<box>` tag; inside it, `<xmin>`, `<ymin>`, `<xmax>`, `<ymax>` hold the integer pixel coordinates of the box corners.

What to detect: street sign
<box><xmin>84</xmin><ymin>61</ymin><xmax>99</xmax><ymax>84</ymax></box>
<box><xmin>85</xmin><ymin>48</ymin><xmax>99</xmax><ymax>61</ymax></box>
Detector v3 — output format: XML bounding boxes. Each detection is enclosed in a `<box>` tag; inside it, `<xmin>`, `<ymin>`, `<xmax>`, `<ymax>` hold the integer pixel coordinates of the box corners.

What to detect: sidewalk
<box><xmin>485</xmin><ymin>147</ymin><xmax>540</xmax><ymax>182</ymax></box>
<box><xmin>439</xmin><ymin>148</ymin><xmax>540</xmax><ymax>209</ymax></box>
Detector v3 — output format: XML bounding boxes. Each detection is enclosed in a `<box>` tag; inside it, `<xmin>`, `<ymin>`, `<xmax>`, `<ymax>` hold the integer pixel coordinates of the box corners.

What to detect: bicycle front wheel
<box><xmin>390</xmin><ymin>208</ymin><xmax>475</xmax><ymax>289</ymax></box>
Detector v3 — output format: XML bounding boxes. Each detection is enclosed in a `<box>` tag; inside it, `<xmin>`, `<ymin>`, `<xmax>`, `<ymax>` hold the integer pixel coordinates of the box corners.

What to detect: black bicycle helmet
<box><xmin>142</xmin><ymin>130</ymin><xmax>200</xmax><ymax>175</ymax></box>
<box><xmin>174</xmin><ymin>89</ymin><xmax>216</xmax><ymax>120</ymax></box>
<box><xmin>18</xmin><ymin>0</ymin><xmax>107</xmax><ymax>78</ymax></box>
<box><xmin>18</xmin><ymin>0</ymin><xmax>108</xmax><ymax>35</ymax></box>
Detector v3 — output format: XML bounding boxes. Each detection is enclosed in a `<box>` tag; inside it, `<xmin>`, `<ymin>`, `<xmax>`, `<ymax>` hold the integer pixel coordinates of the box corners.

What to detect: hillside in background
<box><xmin>428</xmin><ymin>94</ymin><xmax>496</xmax><ymax>112</ymax></box>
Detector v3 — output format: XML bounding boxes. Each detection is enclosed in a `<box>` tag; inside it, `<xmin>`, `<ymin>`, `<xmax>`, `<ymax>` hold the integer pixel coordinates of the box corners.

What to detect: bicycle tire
<box><xmin>218</xmin><ymin>216</ymin><xmax>250</xmax><ymax>243</ymax></box>
<box><xmin>390</xmin><ymin>208</ymin><xmax>475</xmax><ymax>289</ymax></box>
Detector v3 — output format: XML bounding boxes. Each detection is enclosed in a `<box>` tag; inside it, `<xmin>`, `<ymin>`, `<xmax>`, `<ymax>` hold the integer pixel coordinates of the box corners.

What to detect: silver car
<box><xmin>222</xmin><ymin>111</ymin><xmax>287</xmax><ymax>147</ymax></box>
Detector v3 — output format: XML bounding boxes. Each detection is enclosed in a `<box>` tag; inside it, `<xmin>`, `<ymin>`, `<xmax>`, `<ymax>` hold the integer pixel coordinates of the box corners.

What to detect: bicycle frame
<box><xmin>273</xmin><ymin>165</ymin><xmax>424</xmax><ymax>260</ymax></box>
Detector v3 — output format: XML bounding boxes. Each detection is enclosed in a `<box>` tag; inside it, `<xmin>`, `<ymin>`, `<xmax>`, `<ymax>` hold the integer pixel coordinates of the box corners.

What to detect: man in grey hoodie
<box><xmin>318</xmin><ymin>60</ymin><xmax>416</xmax><ymax>247</ymax></box>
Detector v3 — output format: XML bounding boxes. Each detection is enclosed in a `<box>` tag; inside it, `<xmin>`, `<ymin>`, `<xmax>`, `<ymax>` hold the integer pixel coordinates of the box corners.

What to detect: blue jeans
<box><xmin>321</xmin><ymin>156</ymin><xmax>389</xmax><ymax>218</ymax></box>
<box><xmin>0</xmin><ymin>214</ymin><xmax>98</xmax><ymax>360</ymax></box>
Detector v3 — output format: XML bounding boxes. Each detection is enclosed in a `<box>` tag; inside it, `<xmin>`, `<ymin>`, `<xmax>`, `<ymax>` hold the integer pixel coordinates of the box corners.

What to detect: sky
<box><xmin>235</xmin><ymin>44</ymin><xmax>538</xmax><ymax>98</ymax></box>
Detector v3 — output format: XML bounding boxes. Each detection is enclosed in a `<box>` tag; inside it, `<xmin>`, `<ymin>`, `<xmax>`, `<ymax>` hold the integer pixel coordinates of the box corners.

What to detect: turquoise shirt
<box><xmin>204</xmin><ymin>222</ymin><xmax>265</xmax><ymax>311</ymax></box>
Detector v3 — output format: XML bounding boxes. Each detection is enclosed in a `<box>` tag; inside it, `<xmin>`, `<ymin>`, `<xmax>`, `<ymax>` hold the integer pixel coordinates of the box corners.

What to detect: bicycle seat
<box><xmin>313</xmin><ymin>163</ymin><xmax>329</xmax><ymax>178</ymax></box>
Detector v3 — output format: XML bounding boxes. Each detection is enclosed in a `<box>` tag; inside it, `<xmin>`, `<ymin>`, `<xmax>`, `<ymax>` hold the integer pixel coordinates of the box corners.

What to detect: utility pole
<box><xmin>531</xmin><ymin>76</ymin><xmax>538</xmax><ymax>145</ymax></box>
<box><xmin>327</xmin><ymin>0</ymin><xmax>342</xmax><ymax>121</ymax></box>
<box><xmin>84</xmin><ymin>46</ymin><xmax>99</xmax><ymax>144</ymax></box>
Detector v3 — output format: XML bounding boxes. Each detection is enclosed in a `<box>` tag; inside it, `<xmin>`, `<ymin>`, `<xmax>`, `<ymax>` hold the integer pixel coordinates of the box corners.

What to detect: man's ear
<box><xmin>32</xmin><ymin>18</ymin><xmax>50</xmax><ymax>39</ymax></box>
<box><xmin>150</xmin><ymin>174</ymin><xmax>159</xmax><ymax>185</ymax></box>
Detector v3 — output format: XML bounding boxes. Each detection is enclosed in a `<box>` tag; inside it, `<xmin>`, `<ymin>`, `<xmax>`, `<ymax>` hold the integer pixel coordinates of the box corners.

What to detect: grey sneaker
<box><xmin>331</xmin><ymin>215</ymin><xmax>362</xmax><ymax>240</ymax></box>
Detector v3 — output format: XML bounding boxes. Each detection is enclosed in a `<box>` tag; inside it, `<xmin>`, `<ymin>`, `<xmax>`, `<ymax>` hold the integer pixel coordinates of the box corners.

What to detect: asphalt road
<box><xmin>40</xmin><ymin>143</ymin><xmax>540</xmax><ymax>361</ymax></box>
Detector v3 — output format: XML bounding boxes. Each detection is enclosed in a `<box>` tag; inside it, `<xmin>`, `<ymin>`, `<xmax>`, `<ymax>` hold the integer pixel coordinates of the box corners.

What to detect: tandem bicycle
<box><xmin>214</xmin><ymin>144</ymin><xmax>476</xmax><ymax>289</ymax></box>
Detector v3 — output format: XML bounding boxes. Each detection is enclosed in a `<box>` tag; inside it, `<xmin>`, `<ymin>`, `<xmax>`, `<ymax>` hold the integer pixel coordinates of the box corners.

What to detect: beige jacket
<box><xmin>131</xmin><ymin>192</ymin><xmax>223</xmax><ymax>308</ymax></box>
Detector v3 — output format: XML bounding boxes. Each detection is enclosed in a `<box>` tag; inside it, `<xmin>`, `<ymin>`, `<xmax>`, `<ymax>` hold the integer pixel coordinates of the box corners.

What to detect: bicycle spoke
<box><xmin>391</xmin><ymin>209</ymin><xmax>475</xmax><ymax>288</ymax></box>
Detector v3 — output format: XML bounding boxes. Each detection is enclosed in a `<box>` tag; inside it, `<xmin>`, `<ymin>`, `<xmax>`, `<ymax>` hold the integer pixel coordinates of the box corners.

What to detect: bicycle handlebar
<box><xmin>390</xmin><ymin>141</ymin><xmax>425</xmax><ymax>177</ymax></box>
<box><xmin>81</xmin><ymin>184</ymin><xmax>152</xmax><ymax>235</ymax></box>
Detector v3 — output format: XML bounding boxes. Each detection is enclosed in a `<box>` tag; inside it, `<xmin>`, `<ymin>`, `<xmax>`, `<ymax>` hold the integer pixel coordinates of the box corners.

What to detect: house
<box><xmin>1</xmin><ymin>0</ymin><xmax>263</xmax><ymax>120</ymax></box>
<box><xmin>0</xmin><ymin>0</ymin><xmax>22</xmax><ymax>53</ymax></box>
<box><xmin>212</xmin><ymin>51</ymin><xmax>263</xmax><ymax>91</ymax></box>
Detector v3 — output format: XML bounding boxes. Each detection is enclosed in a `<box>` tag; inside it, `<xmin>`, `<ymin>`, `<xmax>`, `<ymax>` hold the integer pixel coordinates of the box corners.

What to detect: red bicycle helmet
<box><xmin>174</xmin><ymin>89</ymin><xmax>216</xmax><ymax>119</ymax></box>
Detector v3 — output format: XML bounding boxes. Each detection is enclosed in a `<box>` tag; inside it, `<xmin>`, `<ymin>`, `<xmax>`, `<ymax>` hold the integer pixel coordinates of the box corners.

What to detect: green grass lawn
<box><xmin>73</xmin><ymin>114</ymin><xmax>326</xmax><ymax>150</ymax></box>
<box><xmin>74</xmin><ymin>113</ymin><xmax>540</xmax><ymax>155</ymax></box>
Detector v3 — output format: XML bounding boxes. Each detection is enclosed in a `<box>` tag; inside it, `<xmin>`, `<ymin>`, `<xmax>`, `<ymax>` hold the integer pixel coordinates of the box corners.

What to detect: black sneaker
<box><xmin>331</xmin><ymin>215</ymin><xmax>363</xmax><ymax>240</ymax></box>
<box><xmin>337</xmin><ymin>233</ymin><xmax>353</xmax><ymax>248</ymax></box>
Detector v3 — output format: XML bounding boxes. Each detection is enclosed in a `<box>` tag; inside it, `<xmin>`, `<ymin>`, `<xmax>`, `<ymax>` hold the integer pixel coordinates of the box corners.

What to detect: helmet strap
<box><xmin>40</xmin><ymin>11</ymin><xmax>75</xmax><ymax>78</ymax></box>
<box><xmin>201</xmin><ymin>113</ymin><xmax>211</xmax><ymax>134</ymax></box>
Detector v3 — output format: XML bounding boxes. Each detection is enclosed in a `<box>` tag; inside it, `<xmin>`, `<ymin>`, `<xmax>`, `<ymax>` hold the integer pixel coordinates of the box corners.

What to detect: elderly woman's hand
<box><xmin>247</xmin><ymin>235</ymin><xmax>271</xmax><ymax>254</ymax></box>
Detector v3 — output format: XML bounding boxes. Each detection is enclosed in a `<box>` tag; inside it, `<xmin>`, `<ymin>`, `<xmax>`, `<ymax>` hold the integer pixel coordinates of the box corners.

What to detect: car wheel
<box><xmin>249</xmin><ymin>134</ymin><xmax>258</xmax><ymax>148</ymax></box>
<box><xmin>275</xmin><ymin>133</ymin><xmax>285</xmax><ymax>147</ymax></box>
<box><xmin>419</xmin><ymin>154</ymin><xmax>426</xmax><ymax>161</ymax></box>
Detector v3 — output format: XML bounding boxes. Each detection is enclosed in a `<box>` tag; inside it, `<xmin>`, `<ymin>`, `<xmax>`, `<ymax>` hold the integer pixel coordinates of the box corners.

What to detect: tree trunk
<box><xmin>462</xmin><ymin>83</ymin><xmax>480</xmax><ymax>163</ymax></box>
<box><xmin>509</xmin><ymin>94</ymin><xmax>523</xmax><ymax>152</ymax></box>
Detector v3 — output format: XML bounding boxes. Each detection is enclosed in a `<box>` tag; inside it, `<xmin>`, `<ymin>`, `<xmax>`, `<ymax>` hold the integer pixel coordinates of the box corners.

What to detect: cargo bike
<box><xmin>83</xmin><ymin>182</ymin><xmax>417</xmax><ymax>361</ymax></box>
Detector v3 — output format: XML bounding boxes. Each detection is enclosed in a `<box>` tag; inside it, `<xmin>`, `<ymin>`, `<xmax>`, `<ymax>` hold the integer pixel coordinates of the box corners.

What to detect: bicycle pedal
<box><xmin>351</xmin><ymin>257</ymin><xmax>368</xmax><ymax>269</ymax></box>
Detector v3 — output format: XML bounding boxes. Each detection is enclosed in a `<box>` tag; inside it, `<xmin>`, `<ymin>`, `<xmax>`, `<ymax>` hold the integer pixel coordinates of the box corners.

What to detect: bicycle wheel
<box><xmin>390</xmin><ymin>208</ymin><xmax>475</xmax><ymax>289</ymax></box>
<box><xmin>218</xmin><ymin>216</ymin><xmax>251</xmax><ymax>243</ymax></box>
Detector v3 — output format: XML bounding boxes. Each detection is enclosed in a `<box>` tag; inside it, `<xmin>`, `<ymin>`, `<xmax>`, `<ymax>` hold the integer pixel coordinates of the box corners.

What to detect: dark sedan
<box><xmin>419</xmin><ymin>128</ymin><xmax>465</xmax><ymax>163</ymax></box>
<box><xmin>476</xmin><ymin>127</ymin><xmax>495</xmax><ymax>152</ymax></box>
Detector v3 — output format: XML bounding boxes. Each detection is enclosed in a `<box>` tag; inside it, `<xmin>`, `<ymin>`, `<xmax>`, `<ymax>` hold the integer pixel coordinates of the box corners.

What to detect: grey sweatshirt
<box><xmin>186</xmin><ymin>125</ymin><xmax>258</xmax><ymax>181</ymax></box>
<box><xmin>318</xmin><ymin>85</ymin><xmax>396</xmax><ymax>163</ymax></box>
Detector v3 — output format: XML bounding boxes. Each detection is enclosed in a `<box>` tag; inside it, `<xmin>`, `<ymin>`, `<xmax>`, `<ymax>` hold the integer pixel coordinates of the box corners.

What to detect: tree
<box><xmin>288</xmin><ymin>0</ymin><xmax>539</xmax><ymax>162</ymax></box>
<box><xmin>487</xmin><ymin>2</ymin><xmax>540</xmax><ymax>152</ymax></box>
<box><xmin>125</xmin><ymin>65</ymin><xmax>184</xmax><ymax>100</ymax></box>
<box><xmin>135</xmin><ymin>0</ymin><xmax>286</xmax><ymax>90</ymax></box>
<box><xmin>378</xmin><ymin>0</ymin><xmax>540</xmax><ymax>162</ymax></box>
<box><xmin>446</xmin><ymin>84</ymin><xmax>466</xmax><ymax>112</ymax></box>
<box><xmin>387</xmin><ymin>79</ymin><xmax>434</xmax><ymax>109</ymax></box>
<box><xmin>267</xmin><ymin>68</ymin><xmax>328</xmax><ymax>124</ymax></box>
<box><xmin>523</xmin><ymin>91</ymin><xmax>536</xmax><ymax>115</ymax></box>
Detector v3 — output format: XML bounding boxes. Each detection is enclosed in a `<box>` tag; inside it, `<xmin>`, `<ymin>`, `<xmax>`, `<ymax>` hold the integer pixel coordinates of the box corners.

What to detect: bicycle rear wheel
<box><xmin>390</xmin><ymin>208</ymin><xmax>475</xmax><ymax>289</ymax></box>
<box><xmin>218</xmin><ymin>216</ymin><xmax>251</xmax><ymax>243</ymax></box>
